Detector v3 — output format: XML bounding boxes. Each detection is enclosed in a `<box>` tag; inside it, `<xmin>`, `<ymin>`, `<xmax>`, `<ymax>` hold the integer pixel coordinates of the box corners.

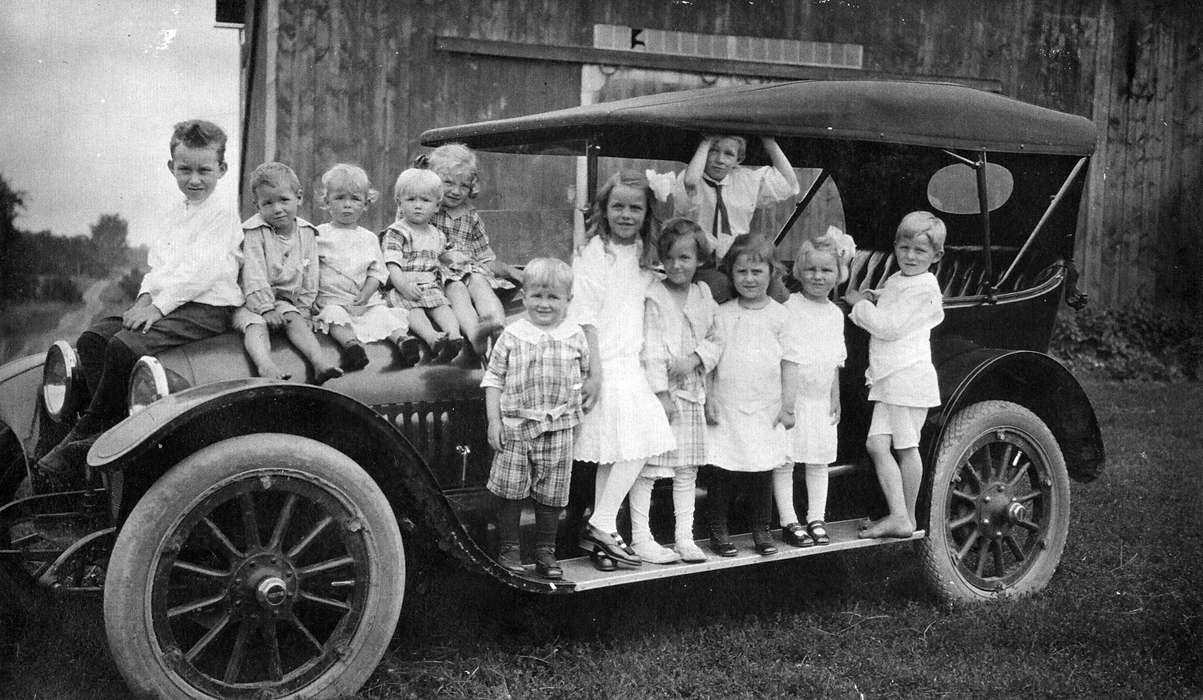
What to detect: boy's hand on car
<box><xmin>844</xmin><ymin>289</ymin><xmax>868</xmax><ymax>306</ymax></box>
<box><xmin>487</xmin><ymin>420</ymin><xmax>504</xmax><ymax>452</ymax></box>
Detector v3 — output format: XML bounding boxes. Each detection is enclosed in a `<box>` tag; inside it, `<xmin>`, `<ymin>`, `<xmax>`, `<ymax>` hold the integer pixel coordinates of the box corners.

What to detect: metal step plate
<box><xmin>516</xmin><ymin>518</ymin><xmax>925</xmax><ymax>591</ymax></box>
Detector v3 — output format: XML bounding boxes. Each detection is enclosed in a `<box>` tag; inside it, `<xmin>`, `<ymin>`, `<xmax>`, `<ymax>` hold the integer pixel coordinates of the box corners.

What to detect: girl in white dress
<box><xmin>630</xmin><ymin>219</ymin><xmax>723</xmax><ymax>564</ymax></box>
<box><xmin>311</xmin><ymin>164</ymin><xmax>417</xmax><ymax>369</ymax></box>
<box><xmin>570</xmin><ymin>170</ymin><xmax>676</xmax><ymax>571</ymax></box>
<box><xmin>705</xmin><ymin>234</ymin><xmax>800</xmax><ymax>556</ymax></box>
<box><xmin>777</xmin><ymin>229</ymin><xmax>855</xmax><ymax>547</ymax></box>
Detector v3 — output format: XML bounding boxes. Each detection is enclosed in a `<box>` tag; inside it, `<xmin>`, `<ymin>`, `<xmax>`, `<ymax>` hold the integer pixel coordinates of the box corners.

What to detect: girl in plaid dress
<box><xmin>482</xmin><ymin>258</ymin><xmax>589</xmax><ymax>580</ymax></box>
<box><xmin>425</xmin><ymin>144</ymin><xmax>520</xmax><ymax>356</ymax></box>
<box><xmin>382</xmin><ymin>168</ymin><xmax>465</xmax><ymax>363</ymax></box>
<box><xmin>570</xmin><ymin>170</ymin><xmax>675</xmax><ymax>571</ymax></box>
<box><xmin>629</xmin><ymin>219</ymin><xmax>723</xmax><ymax>564</ymax></box>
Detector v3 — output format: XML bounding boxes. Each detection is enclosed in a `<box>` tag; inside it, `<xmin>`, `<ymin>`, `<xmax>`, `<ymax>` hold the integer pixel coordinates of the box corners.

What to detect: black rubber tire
<box><xmin>103</xmin><ymin>434</ymin><xmax>404</xmax><ymax>699</ymax></box>
<box><xmin>919</xmin><ymin>400</ymin><xmax>1070</xmax><ymax>604</ymax></box>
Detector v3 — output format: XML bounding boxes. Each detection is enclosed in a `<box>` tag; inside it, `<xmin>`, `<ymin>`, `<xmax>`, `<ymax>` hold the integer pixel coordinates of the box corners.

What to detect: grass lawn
<box><xmin>0</xmin><ymin>379</ymin><xmax>1199</xmax><ymax>698</ymax></box>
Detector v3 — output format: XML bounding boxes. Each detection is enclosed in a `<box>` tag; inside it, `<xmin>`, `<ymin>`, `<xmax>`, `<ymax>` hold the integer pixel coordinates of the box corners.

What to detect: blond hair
<box><xmin>896</xmin><ymin>211</ymin><xmax>946</xmax><ymax>252</ymax></box>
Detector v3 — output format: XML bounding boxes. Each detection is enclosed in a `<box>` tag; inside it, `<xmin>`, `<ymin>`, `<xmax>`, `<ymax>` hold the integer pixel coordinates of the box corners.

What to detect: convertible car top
<box><xmin>420</xmin><ymin>80</ymin><xmax>1096</xmax><ymax>159</ymax></box>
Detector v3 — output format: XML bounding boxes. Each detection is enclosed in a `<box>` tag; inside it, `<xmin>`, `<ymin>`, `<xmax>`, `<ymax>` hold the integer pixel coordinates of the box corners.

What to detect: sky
<box><xmin>0</xmin><ymin>0</ymin><xmax>241</xmax><ymax>247</ymax></box>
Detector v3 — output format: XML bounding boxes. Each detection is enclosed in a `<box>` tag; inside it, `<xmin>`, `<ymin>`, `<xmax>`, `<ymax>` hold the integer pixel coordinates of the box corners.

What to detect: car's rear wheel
<box><xmin>919</xmin><ymin>400</ymin><xmax>1070</xmax><ymax>604</ymax></box>
<box><xmin>104</xmin><ymin>434</ymin><xmax>404</xmax><ymax>698</ymax></box>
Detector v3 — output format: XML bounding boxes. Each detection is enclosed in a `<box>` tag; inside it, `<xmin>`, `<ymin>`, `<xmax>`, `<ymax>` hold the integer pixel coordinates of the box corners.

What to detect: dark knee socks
<box><xmin>534</xmin><ymin>502</ymin><xmax>562</xmax><ymax>550</ymax></box>
<box><xmin>73</xmin><ymin>330</ymin><xmax>137</xmax><ymax>432</ymax></box>
<box><xmin>497</xmin><ymin>497</ymin><xmax>523</xmax><ymax>548</ymax></box>
<box><xmin>707</xmin><ymin>468</ymin><xmax>773</xmax><ymax>530</ymax></box>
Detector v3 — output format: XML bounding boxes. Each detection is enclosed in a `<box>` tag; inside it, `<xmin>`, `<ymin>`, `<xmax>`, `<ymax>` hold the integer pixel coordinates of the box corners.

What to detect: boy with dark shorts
<box><xmin>32</xmin><ymin>120</ymin><xmax>243</xmax><ymax>492</ymax></box>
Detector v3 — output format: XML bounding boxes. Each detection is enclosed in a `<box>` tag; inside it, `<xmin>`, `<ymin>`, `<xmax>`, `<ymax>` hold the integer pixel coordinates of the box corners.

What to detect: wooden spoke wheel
<box><xmin>920</xmin><ymin>401</ymin><xmax>1070</xmax><ymax>603</ymax></box>
<box><xmin>104</xmin><ymin>434</ymin><xmax>404</xmax><ymax>699</ymax></box>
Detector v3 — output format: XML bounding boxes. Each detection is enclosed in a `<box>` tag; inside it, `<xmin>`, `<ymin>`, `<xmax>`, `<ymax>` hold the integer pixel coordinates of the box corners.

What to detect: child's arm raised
<box><xmin>681</xmin><ymin>136</ymin><xmax>715</xmax><ymax>198</ymax></box>
<box><xmin>761</xmin><ymin>137</ymin><xmax>800</xmax><ymax>197</ymax></box>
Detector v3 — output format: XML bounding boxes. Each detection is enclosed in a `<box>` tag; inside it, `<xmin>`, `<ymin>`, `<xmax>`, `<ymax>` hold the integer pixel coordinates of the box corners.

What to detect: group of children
<box><xmin>485</xmin><ymin>135</ymin><xmax>946</xmax><ymax>578</ymax></box>
<box><xmin>31</xmin><ymin>120</ymin><xmax>511</xmax><ymax>491</ymax></box>
<box><xmin>32</xmin><ymin>120</ymin><xmax>947</xmax><ymax>584</ymax></box>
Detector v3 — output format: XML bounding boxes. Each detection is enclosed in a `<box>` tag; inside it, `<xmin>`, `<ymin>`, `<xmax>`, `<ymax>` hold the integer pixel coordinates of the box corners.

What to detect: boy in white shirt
<box><xmin>662</xmin><ymin>134</ymin><xmax>800</xmax><ymax>303</ymax></box>
<box><xmin>33</xmin><ymin>120</ymin><xmax>244</xmax><ymax>492</ymax></box>
<box><xmin>845</xmin><ymin>211</ymin><xmax>946</xmax><ymax>538</ymax></box>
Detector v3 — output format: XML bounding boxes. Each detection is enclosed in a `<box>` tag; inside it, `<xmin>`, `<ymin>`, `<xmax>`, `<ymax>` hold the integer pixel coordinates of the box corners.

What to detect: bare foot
<box><xmin>857</xmin><ymin>516</ymin><xmax>885</xmax><ymax>533</ymax></box>
<box><xmin>311</xmin><ymin>365</ymin><xmax>344</xmax><ymax>386</ymax></box>
<box><xmin>255</xmin><ymin>362</ymin><xmax>289</xmax><ymax>381</ymax></box>
<box><xmin>857</xmin><ymin>516</ymin><xmax>915</xmax><ymax>539</ymax></box>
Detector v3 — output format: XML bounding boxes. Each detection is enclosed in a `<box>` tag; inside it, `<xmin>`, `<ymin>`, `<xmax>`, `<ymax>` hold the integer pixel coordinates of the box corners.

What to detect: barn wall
<box><xmin>242</xmin><ymin>0</ymin><xmax>1203</xmax><ymax>312</ymax></box>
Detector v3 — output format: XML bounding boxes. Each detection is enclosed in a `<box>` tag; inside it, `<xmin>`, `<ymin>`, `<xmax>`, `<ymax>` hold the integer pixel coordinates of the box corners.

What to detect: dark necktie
<box><xmin>703</xmin><ymin>177</ymin><xmax>731</xmax><ymax>238</ymax></box>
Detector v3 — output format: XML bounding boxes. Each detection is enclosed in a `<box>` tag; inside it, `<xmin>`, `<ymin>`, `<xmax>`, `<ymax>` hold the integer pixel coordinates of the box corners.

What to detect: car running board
<box><xmin>512</xmin><ymin>518</ymin><xmax>925</xmax><ymax>592</ymax></box>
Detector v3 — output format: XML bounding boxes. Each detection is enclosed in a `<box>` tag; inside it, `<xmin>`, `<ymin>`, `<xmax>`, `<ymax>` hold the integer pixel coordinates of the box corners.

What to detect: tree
<box><xmin>90</xmin><ymin>213</ymin><xmax>128</xmax><ymax>268</ymax></box>
<box><xmin>0</xmin><ymin>173</ymin><xmax>26</xmax><ymax>299</ymax></box>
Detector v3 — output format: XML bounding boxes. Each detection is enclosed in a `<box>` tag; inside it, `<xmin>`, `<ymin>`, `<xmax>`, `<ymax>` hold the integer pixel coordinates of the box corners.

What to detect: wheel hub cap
<box><xmin>256</xmin><ymin>577</ymin><xmax>289</xmax><ymax>607</ymax></box>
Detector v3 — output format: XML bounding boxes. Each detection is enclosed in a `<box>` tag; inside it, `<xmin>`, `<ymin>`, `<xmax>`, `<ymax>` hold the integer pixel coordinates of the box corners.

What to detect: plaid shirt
<box><xmin>380</xmin><ymin>220</ymin><xmax>444</xmax><ymax>282</ymax></box>
<box><xmin>432</xmin><ymin>209</ymin><xmax>496</xmax><ymax>281</ymax></box>
<box><xmin>481</xmin><ymin>318</ymin><xmax>589</xmax><ymax>440</ymax></box>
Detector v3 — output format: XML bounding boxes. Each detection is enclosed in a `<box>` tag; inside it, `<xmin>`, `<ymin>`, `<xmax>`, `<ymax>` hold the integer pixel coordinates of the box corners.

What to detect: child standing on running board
<box><xmin>482</xmin><ymin>258</ymin><xmax>589</xmax><ymax>580</ymax></box>
<box><xmin>630</xmin><ymin>218</ymin><xmax>723</xmax><ymax>564</ymax></box>
<box><xmin>570</xmin><ymin>170</ymin><xmax>675</xmax><ymax>572</ymax></box>
<box><xmin>312</xmin><ymin>164</ymin><xmax>418</xmax><ymax>370</ymax></box>
<box><xmin>705</xmin><ymin>234</ymin><xmax>800</xmax><ymax>557</ymax></box>
<box><xmin>778</xmin><ymin>228</ymin><xmax>855</xmax><ymax>548</ymax></box>
<box><xmin>846</xmin><ymin>211</ymin><xmax>945</xmax><ymax>539</ymax></box>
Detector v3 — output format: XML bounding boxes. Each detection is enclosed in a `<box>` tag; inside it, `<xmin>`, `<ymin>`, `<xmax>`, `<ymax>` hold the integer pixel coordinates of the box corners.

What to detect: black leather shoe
<box><xmin>782</xmin><ymin>522</ymin><xmax>815</xmax><ymax>548</ymax></box>
<box><xmin>579</xmin><ymin>524</ymin><xmax>641</xmax><ymax>565</ymax></box>
<box><xmin>589</xmin><ymin>549</ymin><xmax>616</xmax><ymax>571</ymax></box>
<box><xmin>32</xmin><ymin>435</ymin><xmax>95</xmax><ymax>494</ymax></box>
<box><xmin>496</xmin><ymin>544</ymin><xmax>525</xmax><ymax>574</ymax></box>
<box><xmin>534</xmin><ymin>546</ymin><xmax>563</xmax><ymax>579</ymax></box>
<box><xmin>752</xmin><ymin>527</ymin><xmax>778</xmax><ymax>555</ymax></box>
<box><xmin>708</xmin><ymin>525</ymin><xmax>737</xmax><ymax>557</ymax></box>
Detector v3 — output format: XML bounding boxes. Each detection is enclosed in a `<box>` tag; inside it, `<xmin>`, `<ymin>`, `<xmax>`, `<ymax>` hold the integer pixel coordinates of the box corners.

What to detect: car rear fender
<box><xmin>88</xmin><ymin>380</ymin><xmax>540</xmax><ymax>587</ymax></box>
<box><xmin>926</xmin><ymin>348</ymin><xmax>1104</xmax><ymax>485</ymax></box>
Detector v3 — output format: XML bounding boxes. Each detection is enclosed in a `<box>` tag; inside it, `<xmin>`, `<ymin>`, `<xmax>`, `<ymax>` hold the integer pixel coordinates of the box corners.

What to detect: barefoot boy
<box><xmin>845</xmin><ymin>211</ymin><xmax>946</xmax><ymax>538</ymax></box>
<box><xmin>33</xmin><ymin>120</ymin><xmax>243</xmax><ymax>492</ymax></box>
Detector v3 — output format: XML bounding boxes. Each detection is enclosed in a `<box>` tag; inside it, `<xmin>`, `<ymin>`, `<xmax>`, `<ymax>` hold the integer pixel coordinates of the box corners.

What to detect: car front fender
<box><xmin>88</xmin><ymin>379</ymin><xmax>554</xmax><ymax>591</ymax></box>
<box><xmin>0</xmin><ymin>354</ymin><xmax>47</xmax><ymax>458</ymax></box>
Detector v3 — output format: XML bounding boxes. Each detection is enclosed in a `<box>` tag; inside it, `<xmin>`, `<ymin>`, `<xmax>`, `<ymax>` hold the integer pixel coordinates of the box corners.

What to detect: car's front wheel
<box><xmin>919</xmin><ymin>400</ymin><xmax>1070</xmax><ymax>604</ymax></box>
<box><xmin>103</xmin><ymin>434</ymin><xmax>404</xmax><ymax>698</ymax></box>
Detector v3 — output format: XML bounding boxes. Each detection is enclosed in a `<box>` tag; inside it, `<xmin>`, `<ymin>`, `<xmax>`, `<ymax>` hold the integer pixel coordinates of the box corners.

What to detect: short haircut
<box><xmin>896</xmin><ymin>211</ymin><xmax>947</xmax><ymax>252</ymax></box>
<box><xmin>793</xmin><ymin>235</ymin><xmax>851</xmax><ymax>282</ymax></box>
<box><xmin>249</xmin><ymin>162</ymin><xmax>301</xmax><ymax>196</ymax></box>
<box><xmin>522</xmin><ymin>257</ymin><xmax>573</xmax><ymax>293</ymax></box>
<box><xmin>721</xmin><ymin>233</ymin><xmax>784</xmax><ymax>279</ymax></box>
<box><xmin>706</xmin><ymin>134</ymin><xmax>747</xmax><ymax>163</ymax></box>
<box><xmin>170</xmin><ymin>119</ymin><xmax>228</xmax><ymax>164</ymax></box>
<box><xmin>319</xmin><ymin>163</ymin><xmax>379</xmax><ymax>207</ymax></box>
<box><xmin>393</xmin><ymin>168</ymin><xmax>443</xmax><ymax>201</ymax></box>
<box><xmin>657</xmin><ymin>217</ymin><xmax>711</xmax><ymax>261</ymax></box>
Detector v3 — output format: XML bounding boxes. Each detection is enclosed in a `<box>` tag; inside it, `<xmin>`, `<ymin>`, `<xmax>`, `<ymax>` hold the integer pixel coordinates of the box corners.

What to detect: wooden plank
<box><xmin>433</xmin><ymin>35</ymin><xmax>1004</xmax><ymax>91</ymax></box>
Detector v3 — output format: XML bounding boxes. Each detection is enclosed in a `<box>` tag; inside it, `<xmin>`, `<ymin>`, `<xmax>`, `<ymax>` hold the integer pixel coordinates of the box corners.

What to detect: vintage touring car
<box><xmin>0</xmin><ymin>80</ymin><xmax>1104</xmax><ymax>698</ymax></box>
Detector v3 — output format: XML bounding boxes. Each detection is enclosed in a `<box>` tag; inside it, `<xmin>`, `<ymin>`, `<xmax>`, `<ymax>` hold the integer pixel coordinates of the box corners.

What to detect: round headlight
<box><xmin>127</xmin><ymin>356</ymin><xmax>170</xmax><ymax>415</ymax></box>
<box><xmin>42</xmin><ymin>340</ymin><xmax>82</xmax><ymax>423</ymax></box>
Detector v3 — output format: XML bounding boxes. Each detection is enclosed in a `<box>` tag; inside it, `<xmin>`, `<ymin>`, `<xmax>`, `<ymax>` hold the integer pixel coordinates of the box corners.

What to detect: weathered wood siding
<box><xmin>244</xmin><ymin>0</ymin><xmax>1203</xmax><ymax>312</ymax></box>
